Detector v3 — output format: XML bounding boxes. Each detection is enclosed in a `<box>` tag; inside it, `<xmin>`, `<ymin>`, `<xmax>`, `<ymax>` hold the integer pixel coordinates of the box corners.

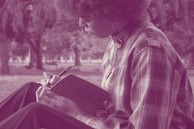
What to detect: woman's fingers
<box><xmin>49</xmin><ymin>75</ymin><xmax>60</xmax><ymax>85</ymax></box>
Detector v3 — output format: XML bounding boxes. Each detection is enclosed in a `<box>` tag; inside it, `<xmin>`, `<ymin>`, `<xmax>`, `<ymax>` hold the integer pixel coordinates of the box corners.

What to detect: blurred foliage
<box><xmin>42</xmin><ymin>0</ymin><xmax>194</xmax><ymax>65</ymax></box>
<box><xmin>148</xmin><ymin>0</ymin><xmax>194</xmax><ymax>65</ymax></box>
<box><xmin>1</xmin><ymin>0</ymin><xmax>194</xmax><ymax>73</ymax></box>
<box><xmin>41</xmin><ymin>0</ymin><xmax>108</xmax><ymax>62</ymax></box>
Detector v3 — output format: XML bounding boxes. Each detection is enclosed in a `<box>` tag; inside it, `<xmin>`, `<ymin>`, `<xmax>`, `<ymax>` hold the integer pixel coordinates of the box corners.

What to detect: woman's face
<box><xmin>79</xmin><ymin>13</ymin><xmax>116</xmax><ymax>38</ymax></box>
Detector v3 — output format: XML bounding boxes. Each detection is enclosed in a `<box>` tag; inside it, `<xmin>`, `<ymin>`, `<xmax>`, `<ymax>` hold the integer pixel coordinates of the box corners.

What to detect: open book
<box><xmin>51</xmin><ymin>74</ymin><xmax>111</xmax><ymax>116</ymax></box>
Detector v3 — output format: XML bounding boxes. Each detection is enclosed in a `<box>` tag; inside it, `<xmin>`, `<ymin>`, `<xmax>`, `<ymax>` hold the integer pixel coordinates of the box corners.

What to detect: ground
<box><xmin>0</xmin><ymin>63</ymin><xmax>103</xmax><ymax>102</ymax></box>
<box><xmin>0</xmin><ymin>63</ymin><xmax>194</xmax><ymax>102</ymax></box>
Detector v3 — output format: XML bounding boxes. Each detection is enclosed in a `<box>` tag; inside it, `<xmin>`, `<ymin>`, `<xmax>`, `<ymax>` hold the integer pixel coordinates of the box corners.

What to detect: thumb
<box><xmin>36</xmin><ymin>86</ymin><xmax>43</xmax><ymax>102</ymax></box>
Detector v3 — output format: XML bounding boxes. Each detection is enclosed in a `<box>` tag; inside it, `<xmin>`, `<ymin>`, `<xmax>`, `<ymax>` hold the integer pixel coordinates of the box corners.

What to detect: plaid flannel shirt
<box><xmin>75</xmin><ymin>22</ymin><xmax>194</xmax><ymax>129</ymax></box>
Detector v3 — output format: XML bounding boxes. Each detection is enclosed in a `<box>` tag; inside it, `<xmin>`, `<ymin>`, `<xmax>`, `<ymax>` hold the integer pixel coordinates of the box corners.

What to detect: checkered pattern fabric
<box><xmin>75</xmin><ymin>22</ymin><xmax>194</xmax><ymax>129</ymax></box>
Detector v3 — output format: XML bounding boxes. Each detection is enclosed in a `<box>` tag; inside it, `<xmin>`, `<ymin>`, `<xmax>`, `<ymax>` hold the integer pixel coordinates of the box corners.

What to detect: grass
<box><xmin>0</xmin><ymin>75</ymin><xmax>42</xmax><ymax>101</ymax></box>
<box><xmin>0</xmin><ymin>64</ymin><xmax>103</xmax><ymax>102</ymax></box>
<box><xmin>1</xmin><ymin>64</ymin><xmax>194</xmax><ymax>102</ymax></box>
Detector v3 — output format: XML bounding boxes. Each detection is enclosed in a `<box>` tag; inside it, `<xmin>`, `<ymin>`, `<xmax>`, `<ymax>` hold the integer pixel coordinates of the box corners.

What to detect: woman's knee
<box><xmin>22</xmin><ymin>82</ymin><xmax>40</xmax><ymax>91</ymax></box>
<box><xmin>25</xmin><ymin>102</ymin><xmax>46</xmax><ymax>111</ymax></box>
<box><xmin>24</xmin><ymin>102</ymin><xmax>53</xmax><ymax>119</ymax></box>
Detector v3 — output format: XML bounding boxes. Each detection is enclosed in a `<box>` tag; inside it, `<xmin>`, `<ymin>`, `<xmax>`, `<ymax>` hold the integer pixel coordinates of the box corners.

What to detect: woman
<box><xmin>0</xmin><ymin>0</ymin><xmax>193</xmax><ymax>129</ymax></box>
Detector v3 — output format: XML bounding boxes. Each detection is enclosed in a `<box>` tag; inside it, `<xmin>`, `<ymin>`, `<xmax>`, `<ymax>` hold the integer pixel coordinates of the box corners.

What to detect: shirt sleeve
<box><xmin>129</xmin><ymin>45</ymin><xmax>173</xmax><ymax>129</ymax></box>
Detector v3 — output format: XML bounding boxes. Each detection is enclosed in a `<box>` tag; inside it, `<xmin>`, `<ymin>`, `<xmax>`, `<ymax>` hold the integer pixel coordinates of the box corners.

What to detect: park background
<box><xmin>1</xmin><ymin>0</ymin><xmax>194</xmax><ymax>102</ymax></box>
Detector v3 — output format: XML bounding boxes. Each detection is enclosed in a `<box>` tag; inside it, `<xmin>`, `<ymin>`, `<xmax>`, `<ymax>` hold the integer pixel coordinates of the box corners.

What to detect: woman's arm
<box><xmin>129</xmin><ymin>45</ymin><xmax>172</xmax><ymax>129</ymax></box>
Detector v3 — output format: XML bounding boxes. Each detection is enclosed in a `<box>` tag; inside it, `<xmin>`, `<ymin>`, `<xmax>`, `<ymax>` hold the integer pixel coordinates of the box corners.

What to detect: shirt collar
<box><xmin>112</xmin><ymin>30</ymin><xmax>129</xmax><ymax>49</ymax></box>
<box><xmin>111</xmin><ymin>19</ymin><xmax>150</xmax><ymax>49</ymax></box>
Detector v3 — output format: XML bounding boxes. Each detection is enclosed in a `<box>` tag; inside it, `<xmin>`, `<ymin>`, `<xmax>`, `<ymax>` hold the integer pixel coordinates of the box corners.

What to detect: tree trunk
<box><xmin>153</xmin><ymin>0</ymin><xmax>165</xmax><ymax>30</ymax></box>
<box><xmin>0</xmin><ymin>33</ymin><xmax>10</xmax><ymax>75</ymax></box>
<box><xmin>158</xmin><ymin>0</ymin><xmax>166</xmax><ymax>30</ymax></box>
<box><xmin>28</xmin><ymin>45</ymin><xmax>36</xmax><ymax>68</ymax></box>
<box><xmin>180</xmin><ymin>0</ymin><xmax>189</xmax><ymax>28</ymax></box>
<box><xmin>36</xmin><ymin>40</ymin><xmax>43</xmax><ymax>70</ymax></box>
<box><xmin>29</xmin><ymin>38</ymin><xmax>43</xmax><ymax>69</ymax></box>
<box><xmin>74</xmin><ymin>46</ymin><xmax>81</xmax><ymax>66</ymax></box>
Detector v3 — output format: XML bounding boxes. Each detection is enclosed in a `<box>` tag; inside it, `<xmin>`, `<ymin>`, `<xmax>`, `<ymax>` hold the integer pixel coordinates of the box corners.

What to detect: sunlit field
<box><xmin>0</xmin><ymin>63</ymin><xmax>103</xmax><ymax>102</ymax></box>
<box><xmin>1</xmin><ymin>63</ymin><xmax>194</xmax><ymax>102</ymax></box>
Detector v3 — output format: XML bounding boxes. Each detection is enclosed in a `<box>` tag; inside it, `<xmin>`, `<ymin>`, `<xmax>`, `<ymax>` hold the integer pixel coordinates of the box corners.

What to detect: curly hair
<box><xmin>74</xmin><ymin>0</ymin><xmax>151</xmax><ymax>19</ymax></box>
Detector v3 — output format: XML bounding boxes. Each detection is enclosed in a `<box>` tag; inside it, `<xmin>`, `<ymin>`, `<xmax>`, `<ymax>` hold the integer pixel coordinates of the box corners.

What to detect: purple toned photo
<box><xmin>1</xmin><ymin>0</ymin><xmax>194</xmax><ymax>129</ymax></box>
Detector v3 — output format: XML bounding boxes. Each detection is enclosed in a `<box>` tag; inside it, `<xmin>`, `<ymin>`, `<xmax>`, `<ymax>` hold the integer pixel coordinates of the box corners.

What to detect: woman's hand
<box><xmin>39</xmin><ymin>72</ymin><xmax>60</xmax><ymax>88</ymax></box>
<box><xmin>36</xmin><ymin>71</ymin><xmax>79</xmax><ymax>116</ymax></box>
<box><xmin>36</xmin><ymin>71</ymin><xmax>60</xmax><ymax>104</ymax></box>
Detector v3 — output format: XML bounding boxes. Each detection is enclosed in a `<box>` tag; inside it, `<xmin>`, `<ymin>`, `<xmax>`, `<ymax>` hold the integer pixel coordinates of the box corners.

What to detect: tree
<box><xmin>0</xmin><ymin>0</ymin><xmax>23</xmax><ymax>74</ymax></box>
<box><xmin>22</xmin><ymin>0</ymin><xmax>57</xmax><ymax>69</ymax></box>
<box><xmin>41</xmin><ymin>14</ymin><xmax>108</xmax><ymax>66</ymax></box>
